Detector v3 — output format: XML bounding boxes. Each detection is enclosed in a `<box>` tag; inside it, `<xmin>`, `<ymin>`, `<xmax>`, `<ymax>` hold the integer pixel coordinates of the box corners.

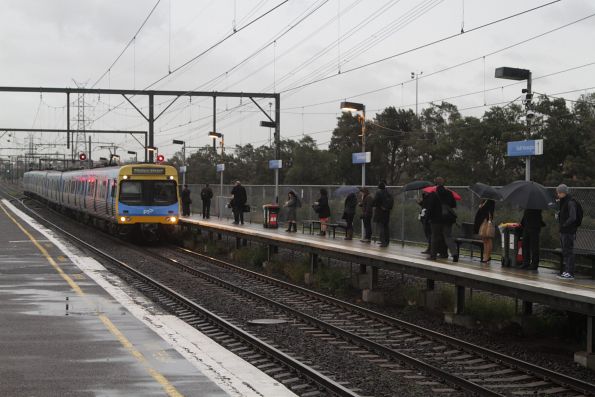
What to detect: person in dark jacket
<box><xmin>473</xmin><ymin>199</ymin><xmax>496</xmax><ymax>263</ymax></box>
<box><xmin>520</xmin><ymin>208</ymin><xmax>545</xmax><ymax>270</ymax></box>
<box><xmin>314</xmin><ymin>188</ymin><xmax>331</xmax><ymax>236</ymax></box>
<box><xmin>181</xmin><ymin>185</ymin><xmax>192</xmax><ymax>217</ymax></box>
<box><xmin>427</xmin><ymin>177</ymin><xmax>458</xmax><ymax>262</ymax></box>
<box><xmin>200</xmin><ymin>183</ymin><xmax>213</xmax><ymax>219</ymax></box>
<box><xmin>372</xmin><ymin>181</ymin><xmax>393</xmax><ymax>247</ymax></box>
<box><xmin>230</xmin><ymin>180</ymin><xmax>247</xmax><ymax>225</ymax></box>
<box><xmin>342</xmin><ymin>192</ymin><xmax>358</xmax><ymax>240</ymax></box>
<box><xmin>283</xmin><ymin>190</ymin><xmax>300</xmax><ymax>232</ymax></box>
<box><xmin>556</xmin><ymin>184</ymin><xmax>578</xmax><ymax>279</ymax></box>
<box><xmin>359</xmin><ymin>187</ymin><xmax>373</xmax><ymax>243</ymax></box>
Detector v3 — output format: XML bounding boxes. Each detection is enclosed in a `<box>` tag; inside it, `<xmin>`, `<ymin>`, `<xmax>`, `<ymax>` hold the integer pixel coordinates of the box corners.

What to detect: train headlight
<box><xmin>168</xmin><ymin>216</ymin><xmax>177</xmax><ymax>223</ymax></box>
<box><xmin>123</xmin><ymin>175</ymin><xmax>128</xmax><ymax>180</ymax></box>
<box><xmin>120</xmin><ymin>216</ymin><xmax>126</xmax><ymax>222</ymax></box>
<box><xmin>169</xmin><ymin>176</ymin><xmax>174</xmax><ymax>180</ymax></box>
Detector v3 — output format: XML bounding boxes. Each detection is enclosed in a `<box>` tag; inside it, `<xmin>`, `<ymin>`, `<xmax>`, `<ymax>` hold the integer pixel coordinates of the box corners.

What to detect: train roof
<box><xmin>25</xmin><ymin>164</ymin><xmax>178</xmax><ymax>178</ymax></box>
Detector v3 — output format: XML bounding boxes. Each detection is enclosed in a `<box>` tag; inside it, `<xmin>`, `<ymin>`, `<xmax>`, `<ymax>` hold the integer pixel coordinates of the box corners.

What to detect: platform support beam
<box><xmin>522</xmin><ymin>301</ymin><xmax>533</xmax><ymax>316</ymax></box>
<box><xmin>235</xmin><ymin>237</ymin><xmax>241</xmax><ymax>249</ymax></box>
<box><xmin>367</xmin><ymin>266</ymin><xmax>379</xmax><ymax>290</ymax></box>
<box><xmin>575</xmin><ymin>316</ymin><xmax>595</xmax><ymax>369</ymax></box>
<box><xmin>310</xmin><ymin>253</ymin><xmax>318</xmax><ymax>273</ymax></box>
<box><xmin>426</xmin><ymin>279</ymin><xmax>435</xmax><ymax>291</ymax></box>
<box><xmin>359</xmin><ymin>264</ymin><xmax>366</xmax><ymax>274</ymax></box>
<box><xmin>455</xmin><ymin>285</ymin><xmax>465</xmax><ymax>314</ymax></box>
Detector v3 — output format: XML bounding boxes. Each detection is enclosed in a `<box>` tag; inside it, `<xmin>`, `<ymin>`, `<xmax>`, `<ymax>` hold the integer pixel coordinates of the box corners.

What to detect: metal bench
<box><xmin>302</xmin><ymin>220</ymin><xmax>341</xmax><ymax>238</ymax></box>
<box><xmin>455</xmin><ymin>222</ymin><xmax>484</xmax><ymax>260</ymax></box>
<box><xmin>542</xmin><ymin>228</ymin><xmax>595</xmax><ymax>278</ymax></box>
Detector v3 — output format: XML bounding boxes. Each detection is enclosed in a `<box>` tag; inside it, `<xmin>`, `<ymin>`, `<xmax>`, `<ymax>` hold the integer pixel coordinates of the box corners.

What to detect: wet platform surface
<box><xmin>0</xmin><ymin>200</ymin><xmax>295</xmax><ymax>397</ymax></box>
<box><xmin>180</xmin><ymin>215</ymin><xmax>595</xmax><ymax>312</ymax></box>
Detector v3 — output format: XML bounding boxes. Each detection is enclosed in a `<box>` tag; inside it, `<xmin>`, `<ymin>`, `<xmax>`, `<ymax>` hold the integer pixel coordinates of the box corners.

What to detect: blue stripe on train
<box><xmin>118</xmin><ymin>202</ymin><xmax>179</xmax><ymax>216</ymax></box>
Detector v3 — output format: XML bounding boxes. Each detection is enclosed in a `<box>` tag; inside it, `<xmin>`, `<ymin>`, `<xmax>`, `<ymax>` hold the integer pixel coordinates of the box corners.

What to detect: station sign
<box><xmin>507</xmin><ymin>139</ymin><xmax>543</xmax><ymax>157</ymax></box>
<box><xmin>216</xmin><ymin>164</ymin><xmax>225</xmax><ymax>172</ymax></box>
<box><xmin>352</xmin><ymin>152</ymin><xmax>371</xmax><ymax>164</ymax></box>
<box><xmin>179</xmin><ymin>166</ymin><xmax>187</xmax><ymax>173</ymax></box>
<box><xmin>269</xmin><ymin>159</ymin><xmax>283</xmax><ymax>169</ymax></box>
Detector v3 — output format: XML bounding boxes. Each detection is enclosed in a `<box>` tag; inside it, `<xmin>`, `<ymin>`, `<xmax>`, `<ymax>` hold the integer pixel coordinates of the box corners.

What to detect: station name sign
<box><xmin>352</xmin><ymin>152</ymin><xmax>371</xmax><ymax>164</ymax></box>
<box><xmin>269</xmin><ymin>160</ymin><xmax>283</xmax><ymax>169</ymax></box>
<box><xmin>507</xmin><ymin>139</ymin><xmax>543</xmax><ymax>157</ymax></box>
<box><xmin>132</xmin><ymin>167</ymin><xmax>165</xmax><ymax>175</ymax></box>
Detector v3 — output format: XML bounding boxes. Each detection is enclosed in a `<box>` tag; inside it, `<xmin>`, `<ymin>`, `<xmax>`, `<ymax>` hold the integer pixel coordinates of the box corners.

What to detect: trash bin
<box><xmin>499</xmin><ymin>223</ymin><xmax>523</xmax><ymax>267</ymax></box>
<box><xmin>262</xmin><ymin>204</ymin><xmax>280</xmax><ymax>229</ymax></box>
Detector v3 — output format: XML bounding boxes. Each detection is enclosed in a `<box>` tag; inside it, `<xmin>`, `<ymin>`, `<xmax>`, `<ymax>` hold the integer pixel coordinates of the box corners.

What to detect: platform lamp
<box><xmin>127</xmin><ymin>151</ymin><xmax>137</xmax><ymax>163</ymax></box>
<box><xmin>172</xmin><ymin>139</ymin><xmax>186</xmax><ymax>186</ymax></box>
<box><xmin>208</xmin><ymin>131</ymin><xmax>225</xmax><ymax>216</ymax></box>
<box><xmin>495</xmin><ymin>66</ymin><xmax>532</xmax><ymax>181</ymax></box>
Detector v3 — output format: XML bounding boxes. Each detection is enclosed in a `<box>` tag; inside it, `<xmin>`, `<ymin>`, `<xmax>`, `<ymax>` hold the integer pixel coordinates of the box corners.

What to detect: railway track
<box><xmin>150</xmin><ymin>246</ymin><xmax>595</xmax><ymax>397</ymax></box>
<box><xmin>4</xmin><ymin>187</ymin><xmax>594</xmax><ymax>396</ymax></box>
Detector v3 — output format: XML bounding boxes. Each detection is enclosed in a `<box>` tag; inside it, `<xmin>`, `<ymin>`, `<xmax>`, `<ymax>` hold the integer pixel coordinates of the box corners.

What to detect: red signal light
<box><xmin>156</xmin><ymin>154</ymin><xmax>165</xmax><ymax>163</ymax></box>
<box><xmin>79</xmin><ymin>153</ymin><xmax>87</xmax><ymax>161</ymax></box>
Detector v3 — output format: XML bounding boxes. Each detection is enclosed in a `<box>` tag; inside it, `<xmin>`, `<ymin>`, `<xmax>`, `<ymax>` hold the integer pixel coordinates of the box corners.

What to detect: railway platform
<box><xmin>0</xmin><ymin>200</ymin><xmax>296</xmax><ymax>397</ymax></box>
<box><xmin>180</xmin><ymin>214</ymin><xmax>595</xmax><ymax>369</ymax></box>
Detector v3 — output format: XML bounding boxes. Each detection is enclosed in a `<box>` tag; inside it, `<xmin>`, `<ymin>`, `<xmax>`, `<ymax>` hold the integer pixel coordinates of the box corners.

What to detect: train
<box><xmin>23</xmin><ymin>164</ymin><xmax>180</xmax><ymax>239</ymax></box>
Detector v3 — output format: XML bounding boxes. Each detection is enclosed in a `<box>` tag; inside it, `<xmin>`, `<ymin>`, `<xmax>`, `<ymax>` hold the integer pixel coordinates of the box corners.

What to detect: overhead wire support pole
<box><xmin>66</xmin><ymin>93</ymin><xmax>70</xmax><ymax>150</ymax></box>
<box><xmin>274</xmin><ymin>93</ymin><xmax>281</xmax><ymax>204</ymax></box>
<box><xmin>148</xmin><ymin>94</ymin><xmax>155</xmax><ymax>163</ymax></box>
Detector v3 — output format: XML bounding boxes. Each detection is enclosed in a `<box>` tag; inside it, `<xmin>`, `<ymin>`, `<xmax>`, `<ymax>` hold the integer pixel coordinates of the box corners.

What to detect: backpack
<box><xmin>574</xmin><ymin>198</ymin><xmax>583</xmax><ymax>227</ymax></box>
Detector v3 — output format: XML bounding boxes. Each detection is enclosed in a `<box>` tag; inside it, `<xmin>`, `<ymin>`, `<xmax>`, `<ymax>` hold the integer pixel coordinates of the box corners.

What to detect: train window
<box><xmin>152</xmin><ymin>181</ymin><xmax>177</xmax><ymax>205</ymax></box>
<box><xmin>111</xmin><ymin>181</ymin><xmax>116</xmax><ymax>198</ymax></box>
<box><xmin>119</xmin><ymin>181</ymin><xmax>143</xmax><ymax>204</ymax></box>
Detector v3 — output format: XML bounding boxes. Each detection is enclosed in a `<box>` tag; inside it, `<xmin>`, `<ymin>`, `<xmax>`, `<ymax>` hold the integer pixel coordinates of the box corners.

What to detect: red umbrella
<box><xmin>422</xmin><ymin>185</ymin><xmax>462</xmax><ymax>201</ymax></box>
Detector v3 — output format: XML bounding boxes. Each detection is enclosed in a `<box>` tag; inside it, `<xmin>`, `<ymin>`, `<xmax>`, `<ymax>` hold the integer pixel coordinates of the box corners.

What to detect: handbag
<box><xmin>243</xmin><ymin>204</ymin><xmax>251</xmax><ymax>213</ymax></box>
<box><xmin>479</xmin><ymin>219</ymin><xmax>495</xmax><ymax>238</ymax></box>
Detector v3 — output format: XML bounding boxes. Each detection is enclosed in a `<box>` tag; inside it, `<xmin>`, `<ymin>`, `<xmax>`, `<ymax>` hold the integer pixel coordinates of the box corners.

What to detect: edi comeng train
<box><xmin>23</xmin><ymin>164</ymin><xmax>180</xmax><ymax>238</ymax></box>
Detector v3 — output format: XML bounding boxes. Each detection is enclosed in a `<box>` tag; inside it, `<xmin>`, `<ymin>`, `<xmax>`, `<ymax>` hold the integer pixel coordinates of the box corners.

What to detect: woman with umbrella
<box><xmin>470</xmin><ymin>183</ymin><xmax>500</xmax><ymax>264</ymax></box>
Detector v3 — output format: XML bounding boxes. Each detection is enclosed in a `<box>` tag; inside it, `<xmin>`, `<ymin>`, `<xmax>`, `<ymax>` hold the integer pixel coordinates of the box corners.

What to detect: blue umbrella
<box><xmin>333</xmin><ymin>186</ymin><xmax>359</xmax><ymax>197</ymax></box>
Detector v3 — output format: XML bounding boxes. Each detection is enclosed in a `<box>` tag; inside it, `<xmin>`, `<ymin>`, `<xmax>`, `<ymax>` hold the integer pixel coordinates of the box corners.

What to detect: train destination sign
<box><xmin>132</xmin><ymin>167</ymin><xmax>166</xmax><ymax>174</ymax></box>
<box><xmin>507</xmin><ymin>139</ymin><xmax>544</xmax><ymax>157</ymax></box>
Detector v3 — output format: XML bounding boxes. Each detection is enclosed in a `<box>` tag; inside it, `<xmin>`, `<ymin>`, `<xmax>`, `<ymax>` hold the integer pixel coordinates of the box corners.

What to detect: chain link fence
<box><xmin>185</xmin><ymin>184</ymin><xmax>595</xmax><ymax>254</ymax></box>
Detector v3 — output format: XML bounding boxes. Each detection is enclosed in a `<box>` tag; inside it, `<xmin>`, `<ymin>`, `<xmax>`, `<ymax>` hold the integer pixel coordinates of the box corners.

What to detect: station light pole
<box><xmin>340</xmin><ymin>101</ymin><xmax>366</xmax><ymax>241</ymax></box>
<box><xmin>208</xmin><ymin>131</ymin><xmax>225</xmax><ymax>216</ymax></box>
<box><xmin>495</xmin><ymin>66</ymin><xmax>532</xmax><ymax>181</ymax></box>
<box><xmin>172</xmin><ymin>139</ymin><xmax>186</xmax><ymax>186</ymax></box>
<box><xmin>411</xmin><ymin>71</ymin><xmax>423</xmax><ymax>117</ymax></box>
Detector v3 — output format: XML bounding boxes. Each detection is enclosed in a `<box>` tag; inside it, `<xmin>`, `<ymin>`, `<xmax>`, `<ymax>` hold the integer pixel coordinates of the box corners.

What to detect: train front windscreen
<box><xmin>119</xmin><ymin>180</ymin><xmax>177</xmax><ymax>206</ymax></box>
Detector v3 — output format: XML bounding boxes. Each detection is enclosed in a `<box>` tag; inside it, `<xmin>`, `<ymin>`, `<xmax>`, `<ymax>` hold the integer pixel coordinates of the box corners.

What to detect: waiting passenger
<box><xmin>284</xmin><ymin>190</ymin><xmax>300</xmax><ymax>232</ymax></box>
<box><xmin>200</xmin><ymin>183</ymin><xmax>213</xmax><ymax>219</ymax></box>
<box><xmin>427</xmin><ymin>177</ymin><xmax>458</xmax><ymax>262</ymax></box>
<box><xmin>474</xmin><ymin>199</ymin><xmax>496</xmax><ymax>263</ymax></box>
<box><xmin>520</xmin><ymin>209</ymin><xmax>545</xmax><ymax>270</ymax></box>
<box><xmin>556</xmin><ymin>184</ymin><xmax>580</xmax><ymax>280</ymax></box>
<box><xmin>359</xmin><ymin>187</ymin><xmax>373</xmax><ymax>243</ymax></box>
<box><xmin>181</xmin><ymin>184</ymin><xmax>192</xmax><ymax>217</ymax></box>
<box><xmin>230</xmin><ymin>180</ymin><xmax>247</xmax><ymax>225</ymax></box>
<box><xmin>372</xmin><ymin>181</ymin><xmax>393</xmax><ymax>247</ymax></box>
<box><xmin>342</xmin><ymin>191</ymin><xmax>358</xmax><ymax>240</ymax></box>
<box><xmin>313</xmin><ymin>189</ymin><xmax>331</xmax><ymax>236</ymax></box>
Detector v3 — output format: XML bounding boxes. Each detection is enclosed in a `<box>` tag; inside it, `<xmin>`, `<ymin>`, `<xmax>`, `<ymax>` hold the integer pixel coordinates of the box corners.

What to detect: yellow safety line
<box><xmin>0</xmin><ymin>202</ymin><xmax>184</xmax><ymax>397</ymax></box>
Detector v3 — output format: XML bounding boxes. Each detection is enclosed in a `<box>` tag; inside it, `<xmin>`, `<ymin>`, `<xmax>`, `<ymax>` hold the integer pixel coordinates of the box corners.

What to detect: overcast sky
<box><xmin>1</xmin><ymin>0</ymin><xmax>594</xmax><ymax>162</ymax></box>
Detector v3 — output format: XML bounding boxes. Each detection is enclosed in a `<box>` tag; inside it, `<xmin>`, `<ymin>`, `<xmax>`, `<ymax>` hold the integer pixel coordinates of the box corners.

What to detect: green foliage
<box><xmin>175</xmin><ymin>93</ymin><xmax>595</xmax><ymax>187</ymax></box>
<box><xmin>465</xmin><ymin>293</ymin><xmax>516</xmax><ymax>323</ymax></box>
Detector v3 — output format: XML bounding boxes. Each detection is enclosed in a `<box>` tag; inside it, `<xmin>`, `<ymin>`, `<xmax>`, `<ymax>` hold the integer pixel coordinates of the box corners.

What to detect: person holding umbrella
<box><xmin>427</xmin><ymin>177</ymin><xmax>459</xmax><ymax>262</ymax></box>
<box><xmin>500</xmin><ymin>180</ymin><xmax>553</xmax><ymax>271</ymax></box>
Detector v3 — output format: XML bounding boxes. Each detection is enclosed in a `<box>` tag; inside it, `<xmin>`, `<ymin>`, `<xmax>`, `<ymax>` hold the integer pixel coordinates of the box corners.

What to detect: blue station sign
<box><xmin>507</xmin><ymin>139</ymin><xmax>544</xmax><ymax>157</ymax></box>
<box><xmin>268</xmin><ymin>159</ymin><xmax>283</xmax><ymax>169</ymax></box>
<box><xmin>352</xmin><ymin>152</ymin><xmax>371</xmax><ymax>164</ymax></box>
<box><xmin>216</xmin><ymin>163</ymin><xmax>225</xmax><ymax>172</ymax></box>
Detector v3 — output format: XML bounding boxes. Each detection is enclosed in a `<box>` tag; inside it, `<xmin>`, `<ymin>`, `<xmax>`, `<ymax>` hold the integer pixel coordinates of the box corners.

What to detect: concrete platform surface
<box><xmin>0</xmin><ymin>200</ymin><xmax>296</xmax><ymax>397</ymax></box>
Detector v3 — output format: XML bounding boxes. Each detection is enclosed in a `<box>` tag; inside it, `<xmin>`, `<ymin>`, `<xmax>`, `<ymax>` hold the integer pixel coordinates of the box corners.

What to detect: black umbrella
<box><xmin>402</xmin><ymin>180</ymin><xmax>433</xmax><ymax>191</ymax></box>
<box><xmin>332</xmin><ymin>185</ymin><xmax>359</xmax><ymax>197</ymax></box>
<box><xmin>499</xmin><ymin>180</ymin><xmax>555</xmax><ymax>210</ymax></box>
<box><xmin>470</xmin><ymin>182</ymin><xmax>502</xmax><ymax>200</ymax></box>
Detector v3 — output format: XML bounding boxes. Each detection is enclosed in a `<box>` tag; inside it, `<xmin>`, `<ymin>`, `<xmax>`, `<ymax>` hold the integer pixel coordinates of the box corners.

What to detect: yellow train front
<box><xmin>115</xmin><ymin>164</ymin><xmax>180</xmax><ymax>235</ymax></box>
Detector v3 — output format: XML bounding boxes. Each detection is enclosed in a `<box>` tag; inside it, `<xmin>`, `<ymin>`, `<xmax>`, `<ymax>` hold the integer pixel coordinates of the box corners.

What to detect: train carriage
<box><xmin>24</xmin><ymin>164</ymin><xmax>180</xmax><ymax>239</ymax></box>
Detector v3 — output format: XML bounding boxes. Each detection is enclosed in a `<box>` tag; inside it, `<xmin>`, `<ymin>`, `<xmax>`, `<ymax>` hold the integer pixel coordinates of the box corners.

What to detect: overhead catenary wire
<box><xmin>92</xmin><ymin>0</ymin><xmax>162</xmax><ymax>88</ymax></box>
